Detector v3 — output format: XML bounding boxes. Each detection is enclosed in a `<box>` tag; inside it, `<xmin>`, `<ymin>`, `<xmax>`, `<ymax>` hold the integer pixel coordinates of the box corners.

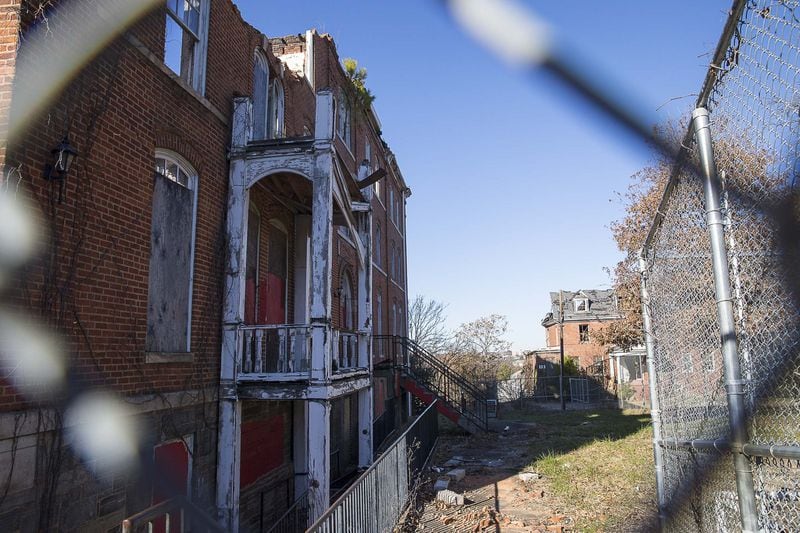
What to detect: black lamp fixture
<box><xmin>43</xmin><ymin>136</ymin><xmax>78</xmax><ymax>203</ymax></box>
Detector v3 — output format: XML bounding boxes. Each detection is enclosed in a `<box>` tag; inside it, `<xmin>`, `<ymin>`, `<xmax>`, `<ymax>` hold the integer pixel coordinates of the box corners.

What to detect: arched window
<box><xmin>340</xmin><ymin>271</ymin><xmax>354</xmax><ymax>331</ymax></box>
<box><xmin>147</xmin><ymin>151</ymin><xmax>198</xmax><ymax>353</ymax></box>
<box><xmin>391</xmin><ymin>300</ymin><xmax>398</xmax><ymax>335</ymax></box>
<box><xmin>389</xmin><ymin>240</ymin><xmax>396</xmax><ymax>279</ymax></box>
<box><xmin>376</xmin><ymin>293</ymin><xmax>383</xmax><ymax>335</ymax></box>
<box><xmin>252</xmin><ymin>51</ymin><xmax>269</xmax><ymax>140</ymax></box>
<box><xmin>336</xmin><ymin>91</ymin><xmax>351</xmax><ymax>147</ymax></box>
<box><xmin>374</xmin><ymin>223</ymin><xmax>382</xmax><ymax>266</ymax></box>
<box><xmin>267</xmin><ymin>79</ymin><xmax>285</xmax><ymax>139</ymax></box>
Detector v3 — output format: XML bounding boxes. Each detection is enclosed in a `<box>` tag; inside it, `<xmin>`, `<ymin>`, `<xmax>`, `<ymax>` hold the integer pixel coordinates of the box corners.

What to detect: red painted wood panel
<box><xmin>152</xmin><ymin>440</ymin><xmax>189</xmax><ymax>533</ymax></box>
<box><xmin>240</xmin><ymin>414</ymin><xmax>284</xmax><ymax>488</ymax></box>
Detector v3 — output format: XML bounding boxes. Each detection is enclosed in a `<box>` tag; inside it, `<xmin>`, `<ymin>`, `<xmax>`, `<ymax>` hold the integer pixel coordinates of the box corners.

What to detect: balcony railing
<box><xmin>239</xmin><ymin>324</ymin><xmax>311</xmax><ymax>379</ymax></box>
<box><xmin>332</xmin><ymin>330</ymin><xmax>363</xmax><ymax>373</ymax></box>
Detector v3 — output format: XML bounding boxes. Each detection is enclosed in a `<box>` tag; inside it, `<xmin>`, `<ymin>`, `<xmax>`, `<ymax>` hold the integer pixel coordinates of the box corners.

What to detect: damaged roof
<box><xmin>541</xmin><ymin>289</ymin><xmax>621</xmax><ymax>326</ymax></box>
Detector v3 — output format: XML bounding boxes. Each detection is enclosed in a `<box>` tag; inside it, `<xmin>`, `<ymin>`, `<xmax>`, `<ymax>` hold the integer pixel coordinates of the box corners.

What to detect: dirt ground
<box><xmin>403</xmin><ymin>407</ymin><xmax>656</xmax><ymax>533</ymax></box>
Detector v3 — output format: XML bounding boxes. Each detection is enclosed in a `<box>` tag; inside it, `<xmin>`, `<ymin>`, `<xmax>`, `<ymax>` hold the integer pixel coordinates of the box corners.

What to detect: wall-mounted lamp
<box><xmin>43</xmin><ymin>136</ymin><xmax>78</xmax><ymax>203</ymax></box>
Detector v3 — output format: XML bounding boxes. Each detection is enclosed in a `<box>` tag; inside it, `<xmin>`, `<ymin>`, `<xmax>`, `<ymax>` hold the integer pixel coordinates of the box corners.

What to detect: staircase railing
<box><xmin>375</xmin><ymin>335</ymin><xmax>489</xmax><ymax>431</ymax></box>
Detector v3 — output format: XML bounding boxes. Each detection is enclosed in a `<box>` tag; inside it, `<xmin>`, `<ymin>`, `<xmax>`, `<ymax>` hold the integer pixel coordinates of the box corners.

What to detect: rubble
<box><xmin>436</xmin><ymin>489</ymin><xmax>465</xmax><ymax>506</ymax></box>
<box><xmin>446</xmin><ymin>468</ymin><xmax>466</xmax><ymax>482</ymax></box>
<box><xmin>433</xmin><ymin>477</ymin><xmax>450</xmax><ymax>492</ymax></box>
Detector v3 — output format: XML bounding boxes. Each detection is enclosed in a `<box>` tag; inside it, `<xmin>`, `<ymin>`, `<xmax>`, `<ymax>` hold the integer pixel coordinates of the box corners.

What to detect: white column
<box><xmin>358</xmin><ymin>387</ymin><xmax>373</xmax><ymax>467</ymax></box>
<box><xmin>309</xmin><ymin>91</ymin><xmax>335</xmax><ymax>383</ymax></box>
<box><xmin>216</xmin><ymin>96</ymin><xmax>252</xmax><ymax>533</ymax></box>
<box><xmin>293</xmin><ymin>401</ymin><xmax>309</xmax><ymax>499</ymax></box>
<box><xmin>356</xmin><ymin>209</ymin><xmax>374</xmax><ymax>466</ymax></box>
<box><xmin>307</xmin><ymin>400</ymin><xmax>331</xmax><ymax>523</ymax></box>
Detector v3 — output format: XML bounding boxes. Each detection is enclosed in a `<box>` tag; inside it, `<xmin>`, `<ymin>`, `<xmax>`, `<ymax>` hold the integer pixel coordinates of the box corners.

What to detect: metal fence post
<box><xmin>639</xmin><ymin>251</ymin><xmax>667</xmax><ymax>531</ymax></box>
<box><xmin>692</xmin><ymin>107</ymin><xmax>759</xmax><ymax>533</ymax></box>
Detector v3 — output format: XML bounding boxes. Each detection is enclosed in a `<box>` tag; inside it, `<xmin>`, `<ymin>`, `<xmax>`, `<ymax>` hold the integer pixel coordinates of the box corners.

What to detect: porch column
<box><xmin>306</xmin><ymin>91</ymin><xmax>335</xmax><ymax>520</ymax></box>
<box><xmin>216</xmin><ymin>97</ymin><xmax>252</xmax><ymax>532</ymax></box>
<box><xmin>356</xmin><ymin>208</ymin><xmax>374</xmax><ymax>465</ymax></box>
<box><xmin>292</xmin><ymin>401</ymin><xmax>309</xmax><ymax>499</ymax></box>
<box><xmin>307</xmin><ymin>399</ymin><xmax>331</xmax><ymax>523</ymax></box>
<box><xmin>309</xmin><ymin>90</ymin><xmax>335</xmax><ymax>383</ymax></box>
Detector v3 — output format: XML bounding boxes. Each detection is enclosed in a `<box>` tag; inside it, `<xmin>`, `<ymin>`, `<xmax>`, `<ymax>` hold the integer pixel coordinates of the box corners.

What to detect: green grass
<box><xmin>509</xmin><ymin>409</ymin><xmax>656</xmax><ymax>532</ymax></box>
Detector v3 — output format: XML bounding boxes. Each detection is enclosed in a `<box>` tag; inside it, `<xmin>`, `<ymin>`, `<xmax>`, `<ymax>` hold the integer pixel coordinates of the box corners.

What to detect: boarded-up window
<box><xmin>146</xmin><ymin>155</ymin><xmax>196</xmax><ymax>353</ymax></box>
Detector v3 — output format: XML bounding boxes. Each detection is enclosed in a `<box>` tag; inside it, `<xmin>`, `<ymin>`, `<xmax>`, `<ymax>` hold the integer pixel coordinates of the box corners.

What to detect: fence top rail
<box><xmin>308</xmin><ymin>400</ymin><xmax>439</xmax><ymax>529</ymax></box>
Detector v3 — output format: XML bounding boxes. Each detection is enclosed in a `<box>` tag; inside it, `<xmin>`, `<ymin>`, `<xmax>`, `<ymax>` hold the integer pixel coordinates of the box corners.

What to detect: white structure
<box><xmin>216</xmin><ymin>92</ymin><xmax>374</xmax><ymax>531</ymax></box>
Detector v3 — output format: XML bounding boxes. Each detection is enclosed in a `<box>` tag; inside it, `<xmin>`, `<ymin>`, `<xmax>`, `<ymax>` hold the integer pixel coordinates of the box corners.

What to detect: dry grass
<box><xmin>522</xmin><ymin>409</ymin><xmax>656</xmax><ymax>532</ymax></box>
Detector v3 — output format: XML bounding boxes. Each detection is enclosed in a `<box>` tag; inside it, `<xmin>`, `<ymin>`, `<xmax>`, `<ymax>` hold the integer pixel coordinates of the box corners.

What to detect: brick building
<box><xmin>536</xmin><ymin>289</ymin><xmax>622</xmax><ymax>370</ymax></box>
<box><xmin>0</xmin><ymin>1</ymin><xmax>409</xmax><ymax>531</ymax></box>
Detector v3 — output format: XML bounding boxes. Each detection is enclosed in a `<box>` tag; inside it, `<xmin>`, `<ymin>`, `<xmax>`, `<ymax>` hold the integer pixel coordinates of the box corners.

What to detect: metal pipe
<box><xmin>638</xmin><ymin>252</ymin><xmax>667</xmax><ymax>531</ymax></box>
<box><xmin>559</xmin><ymin>290</ymin><xmax>565</xmax><ymax>411</ymax></box>
<box><xmin>692</xmin><ymin>107</ymin><xmax>759</xmax><ymax>533</ymax></box>
<box><xmin>657</xmin><ymin>437</ymin><xmax>800</xmax><ymax>461</ymax></box>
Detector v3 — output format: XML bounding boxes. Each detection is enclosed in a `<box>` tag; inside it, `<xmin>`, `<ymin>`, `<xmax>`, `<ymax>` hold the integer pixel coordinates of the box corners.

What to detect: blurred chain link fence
<box><xmin>640</xmin><ymin>1</ymin><xmax>800</xmax><ymax>531</ymax></box>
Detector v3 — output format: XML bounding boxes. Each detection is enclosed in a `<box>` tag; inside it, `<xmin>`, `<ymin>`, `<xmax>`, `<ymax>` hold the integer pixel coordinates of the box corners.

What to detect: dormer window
<box><xmin>574</xmin><ymin>298</ymin><xmax>589</xmax><ymax>312</ymax></box>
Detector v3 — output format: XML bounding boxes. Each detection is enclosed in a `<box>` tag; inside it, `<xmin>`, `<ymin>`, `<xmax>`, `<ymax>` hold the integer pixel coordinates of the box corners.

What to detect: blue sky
<box><xmin>235</xmin><ymin>0</ymin><xmax>731</xmax><ymax>351</ymax></box>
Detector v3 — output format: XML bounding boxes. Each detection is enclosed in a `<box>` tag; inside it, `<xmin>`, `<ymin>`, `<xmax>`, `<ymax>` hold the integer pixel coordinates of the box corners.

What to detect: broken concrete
<box><xmin>433</xmin><ymin>477</ymin><xmax>450</xmax><ymax>492</ymax></box>
<box><xmin>518</xmin><ymin>472</ymin><xmax>540</xmax><ymax>483</ymax></box>
<box><xmin>436</xmin><ymin>489</ymin><xmax>465</xmax><ymax>506</ymax></box>
<box><xmin>446</xmin><ymin>468</ymin><xmax>466</xmax><ymax>482</ymax></box>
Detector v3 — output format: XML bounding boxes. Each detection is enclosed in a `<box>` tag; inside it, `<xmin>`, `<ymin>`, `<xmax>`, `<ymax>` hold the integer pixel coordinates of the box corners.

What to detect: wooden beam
<box><xmin>357</xmin><ymin>168</ymin><xmax>386</xmax><ymax>189</ymax></box>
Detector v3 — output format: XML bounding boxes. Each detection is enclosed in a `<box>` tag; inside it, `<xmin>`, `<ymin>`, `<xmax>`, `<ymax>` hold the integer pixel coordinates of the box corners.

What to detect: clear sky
<box><xmin>235</xmin><ymin>0</ymin><xmax>731</xmax><ymax>351</ymax></box>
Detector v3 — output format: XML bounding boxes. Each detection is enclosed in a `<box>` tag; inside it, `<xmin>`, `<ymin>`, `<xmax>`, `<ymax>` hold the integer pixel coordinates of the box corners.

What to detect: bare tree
<box><xmin>448</xmin><ymin>314</ymin><xmax>511</xmax><ymax>382</ymax></box>
<box><xmin>407</xmin><ymin>295</ymin><xmax>450</xmax><ymax>355</ymax></box>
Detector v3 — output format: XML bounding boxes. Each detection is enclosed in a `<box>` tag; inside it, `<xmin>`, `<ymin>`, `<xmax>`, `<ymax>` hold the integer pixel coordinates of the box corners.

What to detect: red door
<box><xmin>244</xmin><ymin>205</ymin><xmax>260</xmax><ymax>324</ymax></box>
<box><xmin>152</xmin><ymin>440</ymin><xmax>190</xmax><ymax>533</ymax></box>
<box><xmin>261</xmin><ymin>224</ymin><xmax>287</xmax><ymax>324</ymax></box>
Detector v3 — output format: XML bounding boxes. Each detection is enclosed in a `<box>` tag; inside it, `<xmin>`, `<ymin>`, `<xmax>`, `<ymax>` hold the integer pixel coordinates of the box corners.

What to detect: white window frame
<box><xmin>252</xmin><ymin>50</ymin><xmax>270</xmax><ymax>140</ymax></box>
<box><xmin>374</xmin><ymin>222</ymin><xmax>382</xmax><ymax>266</ymax></box>
<box><xmin>574</xmin><ymin>298</ymin><xmax>589</xmax><ymax>312</ymax></box>
<box><xmin>164</xmin><ymin>0</ymin><xmax>210</xmax><ymax>94</ymax></box>
<box><xmin>336</xmin><ymin>92</ymin><xmax>352</xmax><ymax>149</ymax></box>
<box><xmin>376</xmin><ymin>293</ymin><xmax>383</xmax><ymax>335</ymax></box>
<box><xmin>153</xmin><ymin>149</ymin><xmax>199</xmax><ymax>352</ymax></box>
<box><xmin>267</xmin><ymin>79</ymin><xmax>285</xmax><ymax>139</ymax></box>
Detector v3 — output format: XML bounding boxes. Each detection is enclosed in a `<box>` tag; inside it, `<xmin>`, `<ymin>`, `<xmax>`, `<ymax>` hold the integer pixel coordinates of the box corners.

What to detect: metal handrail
<box><xmin>264</xmin><ymin>489</ymin><xmax>310</xmax><ymax>533</ymax></box>
<box><xmin>396</xmin><ymin>337</ymin><xmax>489</xmax><ymax>430</ymax></box>
<box><xmin>307</xmin><ymin>400</ymin><xmax>439</xmax><ymax>531</ymax></box>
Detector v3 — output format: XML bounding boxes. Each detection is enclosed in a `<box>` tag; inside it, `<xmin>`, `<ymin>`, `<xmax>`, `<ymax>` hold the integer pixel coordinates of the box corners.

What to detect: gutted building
<box><xmin>0</xmin><ymin>1</ymin><xmax>409</xmax><ymax>531</ymax></box>
<box><xmin>538</xmin><ymin>289</ymin><xmax>623</xmax><ymax>370</ymax></box>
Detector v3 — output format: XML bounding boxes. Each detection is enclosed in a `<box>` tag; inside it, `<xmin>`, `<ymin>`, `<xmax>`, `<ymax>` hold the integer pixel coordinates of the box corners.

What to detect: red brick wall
<box><xmin>0</xmin><ymin>0</ymin><xmax>265</xmax><ymax>408</ymax></box>
<box><xmin>544</xmin><ymin>321</ymin><xmax>611</xmax><ymax>369</ymax></box>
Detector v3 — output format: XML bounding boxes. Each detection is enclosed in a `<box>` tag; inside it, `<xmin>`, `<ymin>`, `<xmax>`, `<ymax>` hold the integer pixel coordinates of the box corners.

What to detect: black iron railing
<box><xmin>374</xmin><ymin>336</ymin><xmax>489</xmax><ymax>431</ymax></box>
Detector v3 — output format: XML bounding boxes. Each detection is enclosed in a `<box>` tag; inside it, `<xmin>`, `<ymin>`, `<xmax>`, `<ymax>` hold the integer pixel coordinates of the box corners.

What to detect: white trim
<box><xmin>337</xmin><ymin>226</ymin><xmax>356</xmax><ymax>249</ymax></box>
<box><xmin>154</xmin><ymin>149</ymin><xmax>199</xmax><ymax>353</ymax></box>
<box><xmin>390</xmin><ymin>279</ymin><xmax>406</xmax><ymax>293</ymax></box>
<box><xmin>372</xmin><ymin>263</ymin><xmax>387</xmax><ymax>278</ymax></box>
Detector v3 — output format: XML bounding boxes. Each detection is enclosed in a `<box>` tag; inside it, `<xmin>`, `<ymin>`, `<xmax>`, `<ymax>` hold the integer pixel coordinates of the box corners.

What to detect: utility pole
<box><xmin>559</xmin><ymin>290</ymin><xmax>565</xmax><ymax>411</ymax></box>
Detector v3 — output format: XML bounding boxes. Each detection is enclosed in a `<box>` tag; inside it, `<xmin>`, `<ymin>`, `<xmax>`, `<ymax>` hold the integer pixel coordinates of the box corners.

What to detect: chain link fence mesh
<box><xmin>643</xmin><ymin>1</ymin><xmax>800</xmax><ymax>530</ymax></box>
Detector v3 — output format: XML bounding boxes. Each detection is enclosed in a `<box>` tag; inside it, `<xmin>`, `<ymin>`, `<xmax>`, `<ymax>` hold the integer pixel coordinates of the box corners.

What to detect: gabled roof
<box><xmin>541</xmin><ymin>289</ymin><xmax>621</xmax><ymax>326</ymax></box>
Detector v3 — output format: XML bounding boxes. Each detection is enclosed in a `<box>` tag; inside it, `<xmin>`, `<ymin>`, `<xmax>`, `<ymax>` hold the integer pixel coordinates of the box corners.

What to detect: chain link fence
<box><xmin>640</xmin><ymin>1</ymin><xmax>800</xmax><ymax>531</ymax></box>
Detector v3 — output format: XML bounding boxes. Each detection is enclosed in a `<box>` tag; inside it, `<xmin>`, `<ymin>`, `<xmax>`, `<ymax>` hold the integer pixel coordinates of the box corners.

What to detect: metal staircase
<box><xmin>376</xmin><ymin>336</ymin><xmax>489</xmax><ymax>433</ymax></box>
